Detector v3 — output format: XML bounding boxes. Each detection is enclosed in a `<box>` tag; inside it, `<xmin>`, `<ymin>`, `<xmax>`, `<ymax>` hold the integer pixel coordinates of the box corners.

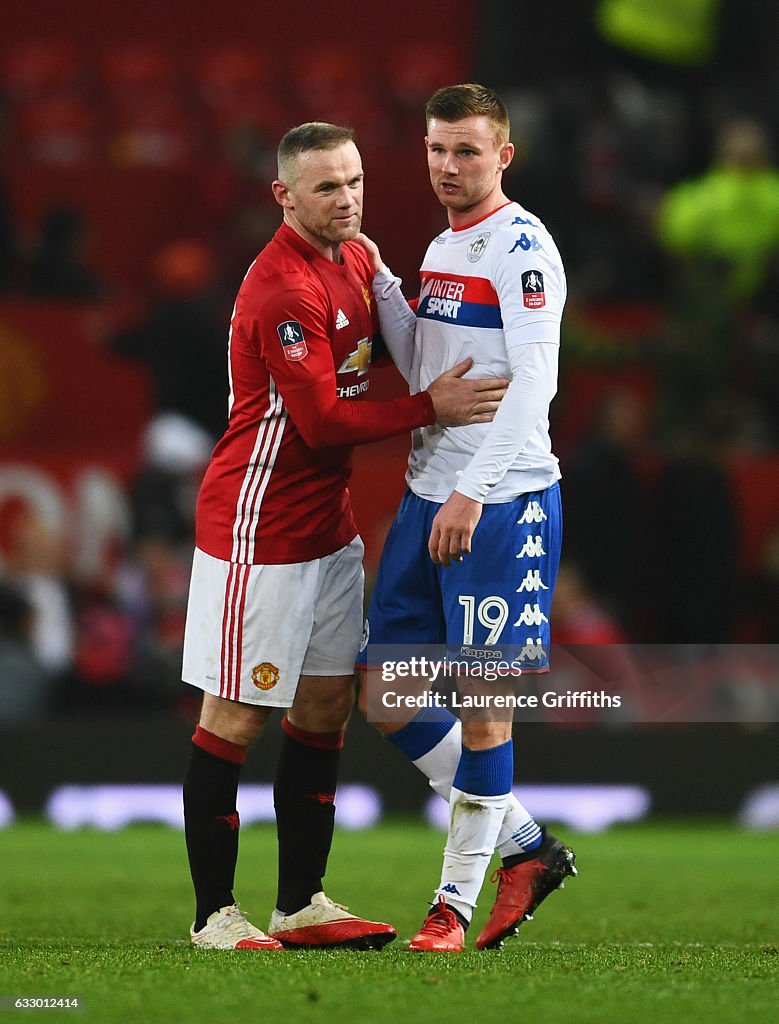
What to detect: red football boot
<box><xmin>408</xmin><ymin>896</ymin><xmax>465</xmax><ymax>953</ymax></box>
<box><xmin>476</xmin><ymin>829</ymin><xmax>577</xmax><ymax>950</ymax></box>
<box><xmin>268</xmin><ymin>891</ymin><xmax>396</xmax><ymax>949</ymax></box>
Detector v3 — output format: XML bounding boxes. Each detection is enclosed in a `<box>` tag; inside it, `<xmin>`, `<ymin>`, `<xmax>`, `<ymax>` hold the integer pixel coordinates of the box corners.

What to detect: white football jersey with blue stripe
<box><xmin>406</xmin><ymin>201</ymin><xmax>566</xmax><ymax>503</ymax></box>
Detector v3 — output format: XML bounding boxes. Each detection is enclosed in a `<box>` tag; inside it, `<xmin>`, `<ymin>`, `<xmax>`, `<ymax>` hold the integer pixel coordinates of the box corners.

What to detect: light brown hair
<box><xmin>425</xmin><ymin>84</ymin><xmax>510</xmax><ymax>144</ymax></box>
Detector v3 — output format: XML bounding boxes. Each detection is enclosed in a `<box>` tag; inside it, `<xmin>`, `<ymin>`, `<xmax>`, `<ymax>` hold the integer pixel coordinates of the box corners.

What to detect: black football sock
<box><xmin>184</xmin><ymin>725</ymin><xmax>246</xmax><ymax>932</ymax></box>
<box><xmin>274</xmin><ymin>716</ymin><xmax>344</xmax><ymax>915</ymax></box>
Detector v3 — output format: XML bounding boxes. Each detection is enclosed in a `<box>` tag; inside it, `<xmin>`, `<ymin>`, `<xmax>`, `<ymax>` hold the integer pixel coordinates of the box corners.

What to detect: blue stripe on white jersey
<box><xmin>416</xmin><ymin>296</ymin><xmax>504</xmax><ymax>329</ymax></box>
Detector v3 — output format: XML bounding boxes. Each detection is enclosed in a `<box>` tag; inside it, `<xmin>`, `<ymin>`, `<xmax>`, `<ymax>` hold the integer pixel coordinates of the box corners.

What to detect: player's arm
<box><xmin>255</xmin><ymin>286</ymin><xmax>506</xmax><ymax>449</ymax></box>
<box><xmin>428</xmin><ymin>341</ymin><xmax>559</xmax><ymax>566</ymax></box>
<box><xmin>354</xmin><ymin>232</ymin><xmax>416</xmax><ymax>382</ymax></box>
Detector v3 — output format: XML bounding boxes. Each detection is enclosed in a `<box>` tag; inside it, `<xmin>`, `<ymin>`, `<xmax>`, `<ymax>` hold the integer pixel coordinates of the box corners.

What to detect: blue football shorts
<box><xmin>357</xmin><ymin>482</ymin><xmax>561</xmax><ymax>671</ymax></box>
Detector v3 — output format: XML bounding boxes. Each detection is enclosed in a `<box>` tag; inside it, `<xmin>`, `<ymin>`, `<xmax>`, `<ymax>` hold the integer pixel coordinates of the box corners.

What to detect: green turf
<box><xmin>0</xmin><ymin>822</ymin><xmax>776</xmax><ymax>1023</ymax></box>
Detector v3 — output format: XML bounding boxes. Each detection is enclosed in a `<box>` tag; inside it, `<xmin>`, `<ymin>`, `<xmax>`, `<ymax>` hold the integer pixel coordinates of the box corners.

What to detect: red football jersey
<box><xmin>196</xmin><ymin>223</ymin><xmax>435</xmax><ymax>564</ymax></box>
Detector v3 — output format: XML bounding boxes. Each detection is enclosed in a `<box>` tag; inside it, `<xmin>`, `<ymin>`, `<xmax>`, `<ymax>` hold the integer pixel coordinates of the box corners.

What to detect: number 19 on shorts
<box><xmin>458</xmin><ymin>595</ymin><xmax>509</xmax><ymax>646</ymax></box>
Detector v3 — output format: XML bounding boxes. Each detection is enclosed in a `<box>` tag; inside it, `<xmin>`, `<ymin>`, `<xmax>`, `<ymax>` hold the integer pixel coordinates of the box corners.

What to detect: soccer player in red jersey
<box><xmin>182</xmin><ymin>122</ymin><xmax>507</xmax><ymax>950</ymax></box>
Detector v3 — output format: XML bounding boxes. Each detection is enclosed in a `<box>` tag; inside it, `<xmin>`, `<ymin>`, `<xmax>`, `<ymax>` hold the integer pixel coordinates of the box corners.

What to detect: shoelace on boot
<box><xmin>420</xmin><ymin>898</ymin><xmax>459</xmax><ymax>936</ymax></box>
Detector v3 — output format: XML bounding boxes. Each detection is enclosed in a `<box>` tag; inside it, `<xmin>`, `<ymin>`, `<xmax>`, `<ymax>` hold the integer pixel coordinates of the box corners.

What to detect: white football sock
<box><xmin>411</xmin><ymin>717</ymin><xmax>462</xmax><ymax>799</ymax></box>
<box><xmin>411</xmin><ymin>718</ymin><xmax>541</xmax><ymax>856</ymax></box>
<box><xmin>434</xmin><ymin>787</ymin><xmax>511</xmax><ymax>923</ymax></box>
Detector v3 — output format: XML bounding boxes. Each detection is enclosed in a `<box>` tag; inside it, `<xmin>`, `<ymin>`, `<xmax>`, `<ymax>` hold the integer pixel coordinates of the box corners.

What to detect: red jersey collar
<box><xmin>277</xmin><ymin>221</ymin><xmax>351</xmax><ymax>269</ymax></box>
<box><xmin>451</xmin><ymin>201</ymin><xmax>513</xmax><ymax>233</ymax></box>
<box><xmin>278</xmin><ymin>221</ymin><xmax>319</xmax><ymax>261</ymax></box>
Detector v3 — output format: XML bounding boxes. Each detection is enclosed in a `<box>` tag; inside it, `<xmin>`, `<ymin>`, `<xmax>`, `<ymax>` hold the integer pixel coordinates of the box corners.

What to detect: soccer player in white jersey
<box><xmin>356</xmin><ymin>84</ymin><xmax>576</xmax><ymax>951</ymax></box>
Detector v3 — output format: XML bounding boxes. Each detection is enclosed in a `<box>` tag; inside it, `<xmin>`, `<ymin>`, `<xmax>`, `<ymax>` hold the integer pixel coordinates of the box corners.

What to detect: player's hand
<box><xmin>429</xmin><ymin>491</ymin><xmax>483</xmax><ymax>567</ymax></box>
<box><xmin>353</xmin><ymin>232</ymin><xmax>384</xmax><ymax>275</ymax></box>
<box><xmin>426</xmin><ymin>359</ymin><xmax>508</xmax><ymax>426</ymax></box>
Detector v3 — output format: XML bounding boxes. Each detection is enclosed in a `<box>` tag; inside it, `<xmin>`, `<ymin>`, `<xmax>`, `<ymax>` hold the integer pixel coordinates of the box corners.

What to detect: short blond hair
<box><xmin>277</xmin><ymin>122</ymin><xmax>355</xmax><ymax>182</ymax></box>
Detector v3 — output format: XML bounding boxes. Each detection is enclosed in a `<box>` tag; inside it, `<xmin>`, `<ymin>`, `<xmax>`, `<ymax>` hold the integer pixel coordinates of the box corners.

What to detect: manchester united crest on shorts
<box><xmin>252</xmin><ymin>662</ymin><xmax>280</xmax><ymax>690</ymax></box>
<box><xmin>521</xmin><ymin>270</ymin><xmax>545</xmax><ymax>308</ymax></box>
<box><xmin>277</xmin><ymin>320</ymin><xmax>308</xmax><ymax>361</ymax></box>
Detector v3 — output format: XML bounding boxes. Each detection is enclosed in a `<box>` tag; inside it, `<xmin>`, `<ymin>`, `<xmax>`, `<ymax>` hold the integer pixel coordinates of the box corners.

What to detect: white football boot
<box><xmin>191</xmin><ymin>904</ymin><xmax>284</xmax><ymax>950</ymax></box>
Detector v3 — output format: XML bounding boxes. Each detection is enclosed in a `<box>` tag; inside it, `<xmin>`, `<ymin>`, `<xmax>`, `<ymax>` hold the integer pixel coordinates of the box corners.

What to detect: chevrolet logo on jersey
<box><xmin>337</xmin><ymin>337</ymin><xmax>372</xmax><ymax>375</ymax></box>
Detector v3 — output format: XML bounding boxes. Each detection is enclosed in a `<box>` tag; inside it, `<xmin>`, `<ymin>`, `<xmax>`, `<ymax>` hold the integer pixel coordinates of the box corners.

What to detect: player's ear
<box><xmin>272</xmin><ymin>179</ymin><xmax>293</xmax><ymax>209</ymax></box>
<box><xmin>498</xmin><ymin>142</ymin><xmax>515</xmax><ymax>172</ymax></box>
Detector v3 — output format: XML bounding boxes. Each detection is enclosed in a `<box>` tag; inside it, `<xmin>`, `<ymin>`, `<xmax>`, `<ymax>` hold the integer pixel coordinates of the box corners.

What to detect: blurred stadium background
<box><xmin>0</xmin><ymin>0</ymin><xmax>777</xmax><ymax>833</ymax></box>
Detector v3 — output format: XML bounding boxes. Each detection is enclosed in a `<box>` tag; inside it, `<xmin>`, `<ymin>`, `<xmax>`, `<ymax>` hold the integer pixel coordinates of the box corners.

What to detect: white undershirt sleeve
<box><xmin>371</xmin><ymin>266</ymin><xmax>416</xmax><ymax>383</ymax></box>
<box><xmin>454</xmin><ymin>339</ymin><xmax>559</xmax><ymax>502</ymax></box>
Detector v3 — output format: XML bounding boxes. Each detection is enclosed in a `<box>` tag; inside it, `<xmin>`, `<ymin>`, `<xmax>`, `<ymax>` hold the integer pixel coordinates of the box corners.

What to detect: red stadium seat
<box><xmin>290</xmin><ymin>45</ymin><xmax>370</xmax><ymax>107</ymax></box>
<box><xmin>386</xmin><ymin>42</ymin><xmax>465</xmax><ymax>106</ymax></box>
<box><xmin>197</xmin><ymin>47</ymin><xmax>273</xmax><ymax>109</ymax></box>
<box><xmin>100</xmin><ymin>45</ymin><xmax>193</xmax><ymax>167</ymax></box>
<box><xmin>107</xmin><ymin>93</ymin><xmax>197</xmax><ymax>168</ymax></box>
<box><xmin>16</xmin><ymin>97</ymin><xmax>99</xmax><ymax>164</ymax></box>
<box><xmin>2</xmin><ymin>40</ymin><xmax>85</xmax><ymax>101</ymax></box>
<box><xmin>197</xmin><ymin>47</ymin><xmax>285</xmax><ymax>139</ymax></box>
<box><xmin>100</xmin><ymin>44</ymin><xmax>179</xmax><ymax>100</ymax></box>
<box><xmin>288</xmin><ymin>46</ymin><xmax>385</xmax><ymax>144</ymax></box>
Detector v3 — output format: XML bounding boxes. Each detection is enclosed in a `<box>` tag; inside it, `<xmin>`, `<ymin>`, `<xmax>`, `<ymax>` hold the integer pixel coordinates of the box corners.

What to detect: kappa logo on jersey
<box><xmin>511</xmin><ymin>215</ymin><xmax>538</xmax><ymax>227</ymax></box>
<box><xmin>467</xmin><ymin>232</ymin><xmax>491</xmax><ymax>263</ymax></box>
<box><xmin>510</xmin><ymin>233</ymin><xmax>543</xmax><ymax>254</ymax></box>
<box><xmin>337</xmin><ymin>337</ymin><xmax>372</xmax><ymax>375</ymax></box>
<box><xmin>516</xmin><ymin>535</ymin><xmax>546</xmax><ymax>558</ymax></box>
<box><xmin>252</xmin><ymin>662</ymin><xmax>280</xmax><ymax>690</ymax></box>
<box><xmin>514</xmin><ymin>603</ymin><xmax>549</xmax><ymax>627</ymax></box>
<box><xmin>335</xmin><ymin>308</ymin><xmax>350</xmax><ymax>330</ymax></box>
<box><xmin>277</xmin><ymin>320</ymin><xmax>308</xmax><ymax>361</ymax></box>
<box><xmin>517</xmin><ymin>569</ymin><xmax>548</xmax><ymax>593</ymax></box>
<box><xmin>440</xmin><ymin>883</ymin><xmax>461</xmax><ymax>895</ymax></box>
<box><xmin>517</xmin><ymin>501</ymin><xmax>547</xmax><ymax>525</ymax></box>
<box><xmin>521</xmin><ymin>270</ymin><xmax>545</xmax><ymax>308</ymax></box>
<box><xmin>434</xmin><ymin>233</ymin><xmax>447</xmax><ymax>245</ymax></box>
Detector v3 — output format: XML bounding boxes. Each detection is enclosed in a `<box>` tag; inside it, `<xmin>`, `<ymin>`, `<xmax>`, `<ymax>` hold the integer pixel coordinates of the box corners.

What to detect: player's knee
<box><xmin>292</xmin><ymin>676</ymin><xmax>355</xmax><ymax>732</ymax></box>
<box><xmin>199</xmin><ymin>694</ymin><xmax>270</xmax><ymax>747</ymax></box>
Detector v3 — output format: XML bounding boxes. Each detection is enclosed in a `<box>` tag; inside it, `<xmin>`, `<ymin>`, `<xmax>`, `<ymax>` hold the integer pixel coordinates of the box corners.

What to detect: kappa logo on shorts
<box><xmin>252</xmin><ymin>662</ymin><xmax>280</xmax><ymax>690</ymax></box>
<box><xmin>277</xmin><ymin>320</ymin><xmax>308</xmax><ymax>361</ymax></box>
<box><xmin>521</xmin><ymin>270</ymin><xmax>545</xmax><ymax>308</ymax></box>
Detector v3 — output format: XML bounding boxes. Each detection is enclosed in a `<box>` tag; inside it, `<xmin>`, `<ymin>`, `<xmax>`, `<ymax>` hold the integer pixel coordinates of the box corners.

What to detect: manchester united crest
<box><xmin>252</xmin><ymin>662</ymin><xmax>280</xmax><ymax>690</ymax></box>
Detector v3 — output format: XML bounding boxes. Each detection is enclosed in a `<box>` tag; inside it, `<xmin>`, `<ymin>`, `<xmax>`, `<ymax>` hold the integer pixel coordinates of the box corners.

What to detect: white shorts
<box><xmin>182</xmin><ymin>537</ymin><xmax>365</xmax><ymax>707</ymax></box>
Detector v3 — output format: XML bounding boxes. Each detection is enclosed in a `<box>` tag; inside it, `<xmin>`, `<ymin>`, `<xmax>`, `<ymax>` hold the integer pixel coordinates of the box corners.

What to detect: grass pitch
<box><xmin>0</xmin><ymin>821</ymin><xmax>776</xmax><ymax>1023</ymax></box>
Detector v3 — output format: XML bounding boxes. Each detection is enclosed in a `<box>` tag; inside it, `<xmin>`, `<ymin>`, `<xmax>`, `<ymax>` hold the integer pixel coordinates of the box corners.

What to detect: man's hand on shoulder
<box><xmin>428</xmin><ymin>490</ymin><xmax>483</xmax><ymax>568</ymax></box>
<box><xmin>426</xmin><ymin>359</ymin><xmax>507</xmax><ymax>426</ymax></box>
<box><xmin>353</xmin><ymin>233</ymin><xmax>384</xmax><ymax>275</ymax></box>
